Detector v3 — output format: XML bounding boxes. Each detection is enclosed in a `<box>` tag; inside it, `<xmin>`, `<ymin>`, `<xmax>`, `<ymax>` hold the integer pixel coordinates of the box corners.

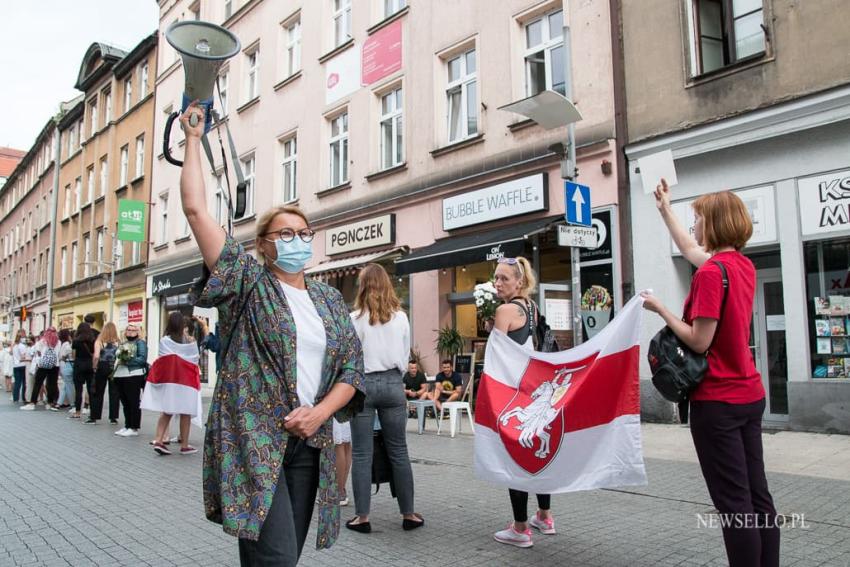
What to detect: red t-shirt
<box><xmin>682</xmin><ymin>251</ymin><xmax>765</xmax><ymax>404</ymax></box>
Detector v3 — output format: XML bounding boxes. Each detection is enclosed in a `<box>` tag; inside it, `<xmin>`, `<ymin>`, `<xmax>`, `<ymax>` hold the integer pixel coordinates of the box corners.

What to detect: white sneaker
<box><xmin>169</xmin><ymin>436</ymin><xmax>180</xmax><ymax>443</ymax></box>
<box><xmin>494</xmin><ymin>523</ymin><xmax>533</xmax><ymax>548</ymax></box>
<box><xmin>124</xmin><ymin>429</ymin><xmax>139</xmax><ymax>437</ymax></box>
<box><xmin>68</xmin><ymin>407</ymin><xmax>75</xmax><ymax>413</ymax></box>
<box><xmin>529</xmin><ymin>513</ymin><xmax>556</xmax><ymax>535</ymax></box>
<box><xmin>114</xmin><ymin>428</ymin><xmax>128</xmax><ymax>436</ymax></box>
<box><xmin>20</xmin><ymin>403</ymin><xmax>36</xmax><ymax>411</ymax></box>
<box><xmin>82</xmin><ymin>407</ymin><xmax>90</xmax><ymax>415</ymax></box>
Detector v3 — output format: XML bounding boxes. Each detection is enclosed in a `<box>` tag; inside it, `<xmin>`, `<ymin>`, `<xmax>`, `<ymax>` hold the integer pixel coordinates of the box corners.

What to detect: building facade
<box><xmin>150</xmin><ymin>0</ymin><xmax>627</xmax><ymax>382</ymax></box>
<box><xmin>51</xmin><ymin>36</ymin><xmax>158</xmax><ymax>334</ymax></box>
<box><xmin>0</xmin><ymin>123</ymin><xmax>58</xmax><ymax>340</ymax></box>
<box><xmin>621</xmin><ymin>0</ymin><xmax>850</xmax><ymax>432</ymax></box>
<box><xmin>0</xmin><ymin>147</ymin><xmax>26</xmax><ymax>190</ymax></box>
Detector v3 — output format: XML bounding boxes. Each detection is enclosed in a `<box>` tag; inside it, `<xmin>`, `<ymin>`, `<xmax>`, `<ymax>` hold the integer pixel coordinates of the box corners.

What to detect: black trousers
<box><xmin>88</xmin><ymin>364</ymin><xmax>110</xmax><ymax>420</ymax></box>
<box><xmin>31</xmin><ymin>367</ymin><xmax>59</xmax><ymax>405</ymax></box>
<box><xmin>238</xmin><ymin>442</ymin><xmax>320</xmax><ymax>567</ymax></box>
<box><xmin>690</xmin><ymin>398</ymin><xmax>780</xmax><ymax>567</ymax></box>
<box><xmin>108</xmin><ymin>376</ymin><xmax>120</xmax><ymax>421</ymax></box>
<box><xmin>116</xmin><ymin>376</ymin><xmax>145</xmax><ymax>430</ymax></box>
<box><xmin>73</xmin><ymin>361</ymin><xmax>93</xmax><ymax>412</ymax></box>
<box><xmin>508</xmin><ymin>490</ymin><xmax>551</xmax><ymax>523</ymax></box>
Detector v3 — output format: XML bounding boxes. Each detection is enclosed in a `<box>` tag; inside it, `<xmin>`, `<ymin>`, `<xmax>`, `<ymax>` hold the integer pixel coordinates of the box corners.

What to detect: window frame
<box><xmin>124</xmin><ymin>77</ymin><xmax>133</xmax><ymax>113</ymax></box>
<box><xmin>60</xmin><ymin>246</ymin><xmax>67</xmax><ymax>286</ymax></box>
<box><xmin>158</xmin><ymin>192</ymin><xmax>169</xmax><ymax>245</ymax></box>
<box><xmin>523</xmin><ymin>8</ymin><xmax>565</xmax><ymax>98</ymax></box>
<box><xmin>328</xmin><ymin>112</ymin><xmax>350</xmax><ymax>188</ymax></box>
<box><xmin>119</xmin><ymin>145</ymin><xmax>129</xmax><ymax>186</ymax></box>
<box><xmin>281</xmin><ymin>136</ymin><xmax>298</xmax><ymax>203</ymax></box>
<box><xmin>333</xmin><ymin>0</ymin><xmax>352</xmax><ymax>48</ymax></box>
<box><xmin>445</xmin><ymin>49</ymin><xmax>478</xmax><ymax>144</ymax></box>
<box><xmin>689</xmin><ymin>0</ymin><xmax>767</xmax><ymax>77</ymax></box>
<box><xmin>85</xmin><ymin>166</ymin><xmax>94</xmax><ymax>205</ymax></box>
<box><xmin>285</xmin><ymin>18</ymin><xmax>302</xmax><ymax>77</ymax></box>
<box><xmin>135</xmin><ymin>135</ymin><xmax>145</xmax><ymax>178</ymax></box>
<box><xmin>379</xmin><ymin>87</ymin><xmax>404</xmax><ymax>170</ymax></box>
<box><xmin>218</xmin><ymin>71</ymin><xmax>229</xmax><ymax>116</ymax></box>
<box><xmin>82</xmin><ymin>233</ymin><xmax>92</xmax><ymax>278</ymax></box>
<box><xmin>99</xmin><ymin>156</ymin><xmax>108</xmax><ymax>197</ymax></box>
<box><xmin>245</xmin><ymin>47</ymin><xmax>260</xmax><ymax>102</ymax></box>
<box><xmin>140</xmin><ymin>62</ymin><xmax>150</xmax><ymax>99</ymax></box>
<box><xmin>241</xmin><ymin>155</ymin><xmax>256</xmax><ymax>216</ymax></box>
<box><xmin>384</xmin><ymin>0</ymin><xmax>406</xmax><ymax>19</ymax></box>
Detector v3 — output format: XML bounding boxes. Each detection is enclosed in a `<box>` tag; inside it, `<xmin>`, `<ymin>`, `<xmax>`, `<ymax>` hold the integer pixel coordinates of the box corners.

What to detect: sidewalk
<box><xmin>0</xmin><ymin>396</ymin><xmax>848</xmax><ymax>566</ymax></box>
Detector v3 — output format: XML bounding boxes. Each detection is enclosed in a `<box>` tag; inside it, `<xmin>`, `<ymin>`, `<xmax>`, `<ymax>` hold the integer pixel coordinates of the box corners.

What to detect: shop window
<box><xmin>806</xmin><ymin>237</ymin><xmax>850</xmax><ymax>378</ymax></box>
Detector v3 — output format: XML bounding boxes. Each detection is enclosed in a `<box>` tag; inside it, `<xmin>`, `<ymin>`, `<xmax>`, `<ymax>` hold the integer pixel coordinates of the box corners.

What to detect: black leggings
<box><xmin>74</xmin><ymin>361</ymin><xmax>93</xmax><ymax>412</ymax></box>
<box><xmin>508</xmin><ymin>489</ymin><xmax>551</xmax><ymax>523</ymax></box>
<box><xmin>31</xmin><ymin>367</ymin><xmax>59</xmax><ymax>405</ymax></box>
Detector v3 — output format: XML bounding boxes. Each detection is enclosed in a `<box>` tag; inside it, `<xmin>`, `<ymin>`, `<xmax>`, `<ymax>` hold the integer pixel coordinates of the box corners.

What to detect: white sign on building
<box><xmin>798</xmin><ymin>169</ymin><xmax>850</xmax><ymax>237</ymax></box>
<box><xmin>669</xmin><ymin>186</ymin><xmax>777</xmax><ymax>255</ymax></box>
<box><xmin>326</xmin><ymin>46</ymin><xmax>361</xmax><ymax>105</ymax></box>
<box><xmin>326</xmin><ymin>214</ymin><xmax>395</xmax><ymax>255</ymax></box>
<box><xmin>442</xmin><ymin>173</ymin><xmax>547</xmax><ymax>231</ymax></box>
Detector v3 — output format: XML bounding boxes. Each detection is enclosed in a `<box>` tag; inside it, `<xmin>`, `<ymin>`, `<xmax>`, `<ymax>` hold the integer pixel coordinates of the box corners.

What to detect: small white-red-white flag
<box><xmin>474</xmin><ymin>295</ymin><xmax>647</xmax><ymax>493</ymax></box>
<box><xmin>141</xmin><ymin>337</ymin><xmax>203</xmax><ymax>427</ymax></box>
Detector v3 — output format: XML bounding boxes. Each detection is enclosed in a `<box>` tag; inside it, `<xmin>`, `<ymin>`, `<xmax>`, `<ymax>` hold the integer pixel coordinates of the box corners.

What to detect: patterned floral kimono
<box><xmin>196</xmin><ymin>235</ymin><xmax>365</xmax><ymax>549</ymax></box>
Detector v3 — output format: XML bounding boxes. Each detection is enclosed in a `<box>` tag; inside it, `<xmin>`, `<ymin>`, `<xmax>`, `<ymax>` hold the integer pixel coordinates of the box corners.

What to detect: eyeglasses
<box><xmin>497</xmin><ymin>256</ymin><xmax>525</xmax><ymax>277</ymax></box>
<box><xmin>263</xmin><ymin>228</ymin><xmax>316</xmax><ymax>243</ymax></box>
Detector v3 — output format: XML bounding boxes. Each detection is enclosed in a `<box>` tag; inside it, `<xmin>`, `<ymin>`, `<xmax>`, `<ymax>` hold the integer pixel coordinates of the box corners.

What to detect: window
<box><xmin>124</xmin><ymin>77</ymin><xmax>133</xmax><ymax>113</ymax></box>
<box><xmin>806</xmin><ymin>238</ymin><xmax>850</xmax><ymax>379</ymax></box>
<box><xmin>103</xmin><ymin>90</ymin><xmax>112</xmax><ymax>123</ymax></box>
<box><xmin>333</xmin><ymin>0</ymin><xmax>352</xmax><ymax>47</ymax></box>
<box><xmin>131</xmin><ymin>240</ymin><xmax>141</xmax><ymax>265</ymax></box>
<box><xmin>380</xmin><ymin>88</ymin><xmax>403</xmax><ymax>169</ymax></box>
<box><xmin>242</xmin><ymin>155</ymin><xmax>256</xmax><ymax>215</ymax></box>
<box><xmin>99</xmin><ymin>157</ymin><xmax>108</xmax><ymax>197</ymax></box>
<box><xmin>285</xmin><ymin>19</ymin><xmax>301</xmax><ymax>77</ymax></box>
<box><xmin>71</xmin><ymin>242</ymin><xmax>78</xmax><ymax>282</ymax></box>
<box><xmin>67</xmin><ymin>123</ymin><xmax>77</xmax><ymax>157</ymax></box>
<box><xmin>281</xmin><ymin>137</ymin><xmax>297</xmax><ymax>203</ymax></box>
<box><xmin>446</xmin><ymin>49</ymin><xmax>478</xmax><ymax>143</ymax></box>
<box><xmin>246</xmin><ymin>48</ymin><xmax>260</xmax><ymax>101</ymax></box>
<box><xmin>60</xmin><ymin>247</ymin><xmax>67</xmax><ymax>286</ymax></box>
<box><xmin>329</xmin><ymin>113</ymin><xmax>349</xmax><ymax>187</ymax></box>
<box><xmin>691</xmin><ymin>0</ymin><xmax>766</xmax><ymax>75</ymax></box>
<box><xmin>224</xmin><ymin>0</ymin><xmax>233</xmax><ymax>19</ymax></box>
<box><xmin>524</xmin><ymin>9</ymin><xmax>565</xmax><ymax>97</ymax></box>
<box><xmin>63</xmin><ymin>184</ymin><xmax>71</xmax><ymax>219</ymax></box>
<box><xmin>384</xmin><ymin>0</ymin><xmax>406</xmax><ymax>18</ymax></box>
<box><xmin>89</xmin><ymin>99</ymin><xmax>98</xmax><ymax>136</ymax></box>
<box><xmin>77</xmin><ymin>118</ymin><xmax>84</xmax><ymax>147</ymax></box>
<box><xmin>140</xmin><ymin>63</ymin><xmax>149</xmax><ymax>99</ymax></box>
<box><xmin>85</xmin><ymin>166</ymin><xmax>94</xmax><ymax>204</ymax></box>
<box><xmin>158</xmin><ymin>193</ymin><xmax>169</xmax><ymax>244</ymax></box>
<box><xmin>115</xmin><ymin>241</ymin><xmax>123</xmax><ymax>270</ymax></box>
<box><xmin>82</xmin><ymin>233</ymin><xmax>91</xmax><ymax>278</ymax></box>
<box><xmin>74</xmin><ymin>177</ymin><xmax>81</xmax><ymax>212</ymax></box>
<box><xmin>135</xmin><ymin>135</ymin><xmax>145</xmax><ymax>178</ymax></box>
<box><xmin>120</xmin><ymin>145</ymin><xmax>129</xmax><ymax>186</ymax></box>
<box><xmin>96</xmin><ymin>229</ymin><xmax>105</xmax><ymax>272</ymax></box>
<box><xmin>214</xmin><ymin>173</ymin><xmax>228</xmax><ymax>225</ymax></box>
<box><xmin>218</xmin><ymin>71</ymin><xmax>229</xmax><ymax>116</ymax></box>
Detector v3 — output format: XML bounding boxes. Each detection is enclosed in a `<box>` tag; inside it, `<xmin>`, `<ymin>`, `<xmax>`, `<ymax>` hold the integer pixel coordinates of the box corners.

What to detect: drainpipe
<box><xmin>609</xmin><ymin>0</ymin><xmax>634</xmax><ymax>301</ymax></box>
<box><xmin>46</xmin><ymin>122</ymin><xmax>61</xmax><ymax>326</ymax></box>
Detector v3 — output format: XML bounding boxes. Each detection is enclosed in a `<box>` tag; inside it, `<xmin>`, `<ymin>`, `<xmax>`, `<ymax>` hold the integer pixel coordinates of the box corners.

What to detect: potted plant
<box><xmin>435</xmin><ymin>326</ymin><xmax>465</xmax><ymax>361</ymax></box>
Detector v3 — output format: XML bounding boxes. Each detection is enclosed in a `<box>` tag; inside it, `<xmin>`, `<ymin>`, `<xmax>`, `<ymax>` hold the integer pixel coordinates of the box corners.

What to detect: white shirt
<box><xmin>350</xmin><ymin>310</ymin><xmax>410</xmax><ymax>374</ymax></box>
<box><xmin>12</xmin><ymin>342</ymin><xmax>28</xmax><ymax>368</ymax></box>
<box><xmin>281</xmin><ymin>282</ymin><xmax>327</xmax><ymax>407</ymax></box>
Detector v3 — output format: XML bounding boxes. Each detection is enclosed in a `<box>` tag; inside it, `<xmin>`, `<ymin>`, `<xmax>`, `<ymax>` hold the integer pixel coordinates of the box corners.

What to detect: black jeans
<box><xmin>73</xmin><ymin>360</ymin><xmax>93</xmax><ymax>412</ymax></box>
<box><xmin>116</xmin><ymin>376</ymin><xmax>145</xmax><ymax>430</ymax></box>
<box><xmin>12</xmin><ymin>366</ymin><xmax>26</xmax><ymax>402</ymax></box>
<box><xmin>108</xmin><ymin>375</ymin><xmax>120</xmax><ymax>421</ymax></box>
<box><xmin>31</xmin><ymin>367</ymin><xmax>59</xmax><ymax>405</ymax></box>
<box><xmin>88</xmin><ymin>363</ymin><xmax>110</xmax><ymax>420</ymax></box>
<box><xmin>508</xmin><ymin>490</ymin><xmax>551</xmax><ymax>523</ymax></box>
<box><xmin>238</xmin><ymin>441</ymin><xmax>320</xmax><ymax>567</ymax></box>
<box><xmin>690</xmin><ymin>398</ymin><xmax>780</xmax><ymax>567</ymax></box>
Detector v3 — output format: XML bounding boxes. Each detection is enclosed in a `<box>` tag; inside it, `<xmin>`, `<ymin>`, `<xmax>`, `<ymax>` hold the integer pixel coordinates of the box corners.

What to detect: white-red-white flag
<box><xmin>474</xmin><ymin>295</ymin><xmax>647</xmax><ymax>493</ymax></box>
<box><xmin>141</xmin><ymin>337</ymin><xmax>203</xmax><ymax>427</ymax></box>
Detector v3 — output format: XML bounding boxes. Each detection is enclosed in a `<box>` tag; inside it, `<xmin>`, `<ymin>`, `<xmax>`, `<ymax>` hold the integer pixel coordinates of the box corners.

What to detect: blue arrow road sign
<box><xmin>565</xmin><ymin>181</ymin><xmax>591</xmax><ymax>227</ymax></box>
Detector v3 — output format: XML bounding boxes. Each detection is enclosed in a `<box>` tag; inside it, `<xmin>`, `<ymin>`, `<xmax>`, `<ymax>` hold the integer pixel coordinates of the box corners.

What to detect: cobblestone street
<box><xmin>1</xmin><ymin>397</ymin><xmax>849</xmax><ymax>567</ymax></box>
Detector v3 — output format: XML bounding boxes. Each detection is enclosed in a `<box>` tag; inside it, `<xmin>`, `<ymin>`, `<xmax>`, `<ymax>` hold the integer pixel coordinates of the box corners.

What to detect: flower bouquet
<box><xmin>111</xmin><ymin>342</ymin><xmax>136</xmax><ymax>378</ymax></box>
<box><xmin>473</xmin><ymin>281</ymin><xmax>499</xmax><ymax>320</ymax></box>
<box><xmin>580</xmin><ymin>285</ymin><xmax>613</xmax><ymax>338</ymax></box>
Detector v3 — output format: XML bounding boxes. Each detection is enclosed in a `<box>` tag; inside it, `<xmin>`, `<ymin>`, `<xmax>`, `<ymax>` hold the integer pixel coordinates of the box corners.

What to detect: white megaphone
<box><xmin>162</xmin><ymin>20</ymin><xmax>240</xmax><ymax>166</ymax></box>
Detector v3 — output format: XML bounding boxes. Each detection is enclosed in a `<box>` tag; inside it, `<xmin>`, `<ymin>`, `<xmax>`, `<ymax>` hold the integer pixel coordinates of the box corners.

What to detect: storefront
<box><xmin>627</xmin><ymin>87</ymin><xmax>850</xmax><ymax>432</ymax></box>
<box><xmin>51</xmin><ymin>287</ymin><xmax>146</xmax><ymax>334</ymax></box>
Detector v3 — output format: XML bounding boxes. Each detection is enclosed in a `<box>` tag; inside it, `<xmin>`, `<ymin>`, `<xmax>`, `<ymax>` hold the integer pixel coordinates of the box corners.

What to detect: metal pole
<box><xmin>563</xmin><ymin>25</ymin><xmax>583</xmax><ymax>346</ymax></box>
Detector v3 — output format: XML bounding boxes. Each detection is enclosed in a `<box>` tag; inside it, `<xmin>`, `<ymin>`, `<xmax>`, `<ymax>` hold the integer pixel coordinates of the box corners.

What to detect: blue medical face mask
<box><xmin>269</xmin><ymin>237</ymin><xmax>313</xmax><ymax>273</ymax></box>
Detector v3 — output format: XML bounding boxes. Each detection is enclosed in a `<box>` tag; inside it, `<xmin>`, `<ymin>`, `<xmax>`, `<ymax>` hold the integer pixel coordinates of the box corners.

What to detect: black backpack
<box><xmin>99</xmin><ymin>342</ymin><xmax>118</xmax><ymax>371</ymax></box>
<box><xmin>513</xmin><ymin>299</ymin><xmax>560</xmax><ymax>353</ymax></box>
<box><xmin>647</xmin><ymin>261</ymin><xmax>729</xmax><ymax>410</ymax></box>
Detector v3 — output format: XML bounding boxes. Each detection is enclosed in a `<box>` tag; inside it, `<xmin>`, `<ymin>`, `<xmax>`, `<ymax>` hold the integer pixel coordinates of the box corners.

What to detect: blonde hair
<box><xmin>692</xmin><ymin>191</ymin><xmax>753</xmax><ymax>252</ymax></box>
<box><xmin>255</xmin><ymin>205</ymin><xmax>311</xmax><ymax>265</ymax></box>
<box><xmin>502</xmin><ymin>256</ymin><xmax>537</xmax><ymax>298</ymax></box>
<box><xmin>354</xmin><ymin>263</ymin><xmax>402</xmax><ymax>325</ymax></box>
<box><xmin>98</xmin><ymin>322</ymin><xmax>120</xmax><ymax>344</ymax></box>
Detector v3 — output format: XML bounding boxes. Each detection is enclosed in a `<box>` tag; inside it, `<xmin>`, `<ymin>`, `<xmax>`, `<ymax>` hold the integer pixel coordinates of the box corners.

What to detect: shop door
<box><xmin>751</xmin><ymin>269</ymin><xmax>788</xmax><ymax>421</ymax></box>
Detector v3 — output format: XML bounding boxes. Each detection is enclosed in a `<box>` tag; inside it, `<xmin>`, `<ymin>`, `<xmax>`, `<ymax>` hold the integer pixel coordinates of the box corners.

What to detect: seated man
<box><xmin>432</xmin><ymin>359</ymin><xmax>462</xmax><ymax>411</ymax></box>
<box><xmin>403</xmin><ymin>361</ymin><xmax>429</xmax><ymax>401</ymax></box>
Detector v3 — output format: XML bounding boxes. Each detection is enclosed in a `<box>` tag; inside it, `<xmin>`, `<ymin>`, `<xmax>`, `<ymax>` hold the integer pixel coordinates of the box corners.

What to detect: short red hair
<box><xmin>692</xmin><ymin>191</ymin><xmax>753</xmax><ymax>252</ymax></box>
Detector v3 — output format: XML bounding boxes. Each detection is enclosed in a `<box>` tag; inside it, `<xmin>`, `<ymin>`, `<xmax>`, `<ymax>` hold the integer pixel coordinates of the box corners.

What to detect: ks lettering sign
<box><xmin>326</xmin><ymin>214</ymin><xmax>395</xmax><ymax>255</ymax></box>
<box><xmin>442</xmin><ymin>174</ymin><xmax>548</xmax><ymax>231</ymax></box>
<box><xmin>798</xmin><ymin>170</ymin><xmax>850</xmax><ymax>237</ymax></box>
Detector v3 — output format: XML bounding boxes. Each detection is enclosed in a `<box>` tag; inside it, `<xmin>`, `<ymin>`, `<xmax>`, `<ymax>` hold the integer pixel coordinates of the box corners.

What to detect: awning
<box><xmin>394</xmin><ymin>215</ymin><xmax>563</xmax><ymax>276</ymax></box>
<box><xmin>306</xmin><ymin>247</ymin><xmax>406</xmax><ymax>277</ymax></box>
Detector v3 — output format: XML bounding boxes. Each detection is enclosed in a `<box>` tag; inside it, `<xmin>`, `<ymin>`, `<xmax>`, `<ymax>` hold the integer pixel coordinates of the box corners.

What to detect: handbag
<box><xmin>647</xmin><ymin>261</ymin><xmax>729</xmax><ymax>409</ymax></box>
<box><xmin>371</xmin><ymin>429</ymin><xmax>397</xmax><ymax>497</ymax></box>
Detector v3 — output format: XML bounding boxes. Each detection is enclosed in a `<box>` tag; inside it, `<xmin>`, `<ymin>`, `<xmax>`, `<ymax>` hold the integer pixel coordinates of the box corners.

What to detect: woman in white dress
<box><xmin>333</xmin><ymin>419</ymin><xmax>352</xmax><ymax>506</ymax></box>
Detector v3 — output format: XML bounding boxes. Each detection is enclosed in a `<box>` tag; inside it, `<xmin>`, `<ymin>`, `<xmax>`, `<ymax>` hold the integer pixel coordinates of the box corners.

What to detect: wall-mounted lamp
<box><xmin>601</xmin><ymin>159</ymin><xmax>613</xmax><ymax>176</ymax></box>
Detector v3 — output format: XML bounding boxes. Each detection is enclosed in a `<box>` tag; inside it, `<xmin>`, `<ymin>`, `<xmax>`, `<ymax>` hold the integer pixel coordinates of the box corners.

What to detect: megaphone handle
<box><xmin>189</xmin><ymin>113</ymin><xmax>200</xmax><ymax>128</ymax></box>
<box><xmin>163</xmin><ymin>111</ymin><xmax>184</xmax><ymax>167</ymax></box>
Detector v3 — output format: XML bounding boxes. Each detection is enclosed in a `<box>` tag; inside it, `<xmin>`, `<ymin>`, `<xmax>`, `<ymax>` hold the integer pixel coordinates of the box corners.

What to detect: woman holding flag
<box><xmin>489</xmin><ymin>256</ymin><xmax>556</xmax><ymax>548</ymax></box>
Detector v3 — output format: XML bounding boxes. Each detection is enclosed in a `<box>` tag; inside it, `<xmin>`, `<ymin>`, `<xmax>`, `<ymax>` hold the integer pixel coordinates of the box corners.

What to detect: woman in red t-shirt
<box><xmin>641</xmin><ymin>181</ymin><xmax>779</xmax><ymax>567</ymax></box>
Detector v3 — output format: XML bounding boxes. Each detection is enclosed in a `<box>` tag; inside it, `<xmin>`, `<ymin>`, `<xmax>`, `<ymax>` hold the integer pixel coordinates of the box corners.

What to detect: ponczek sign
<box><xmin>798</xmin><ymin>170</ymin><xmax>850</xmax><ymax>237</ymax></box>
<box><xmin>442</xmin><ymin>173</ymin><xmax>548</xmax><ymax>231</ymax></box>
<box><xmin>117</xmin><ymin>199</ymin><xmax>146</xmax><ymax>242</ymax></box>
<box><xmin>326</xmin><ymin>214</ymin><xmax>395</xmax><ymax>255</ymax></box>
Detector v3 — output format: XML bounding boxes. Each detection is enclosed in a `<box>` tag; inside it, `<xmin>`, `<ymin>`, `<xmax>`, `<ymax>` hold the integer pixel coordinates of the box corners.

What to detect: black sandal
<box><xmin>346</xmin><ymin>517</ymin><xmax>371</xmax><ymax>533</ymax></box>
<box><xmin>402</xmin><ymin>514</ymin><xmax>425</xmax><ymax>531</ymax></box>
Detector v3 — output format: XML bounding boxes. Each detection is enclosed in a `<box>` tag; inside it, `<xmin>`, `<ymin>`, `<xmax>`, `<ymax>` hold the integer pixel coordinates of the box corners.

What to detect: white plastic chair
<box><xmin>437</xmin><ymin>401</ymin><xmax>474</xmax><ymax>438</ymax></box>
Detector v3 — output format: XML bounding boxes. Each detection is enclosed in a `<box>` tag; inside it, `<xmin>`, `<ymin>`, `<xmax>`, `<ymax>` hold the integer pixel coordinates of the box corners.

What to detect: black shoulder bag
<box><xmin>647</xmin><ymin>261</ymin><xmax>729</xmax><ymax>420</ymax></box>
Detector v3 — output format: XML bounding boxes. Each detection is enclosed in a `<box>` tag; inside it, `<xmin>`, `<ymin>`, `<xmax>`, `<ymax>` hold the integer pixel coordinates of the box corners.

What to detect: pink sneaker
<box><xmin>494</xmin><ymin>523</ymin><xmax>533</xmax><ymax>548</ymax></box>
<box><xmin>529</xmin><ymin>512</ymin><xmax>556</xmax><ymax>535</ymax></box>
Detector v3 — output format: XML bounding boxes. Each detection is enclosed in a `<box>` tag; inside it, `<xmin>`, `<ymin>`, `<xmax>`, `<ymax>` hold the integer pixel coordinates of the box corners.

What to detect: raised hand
<box><xmin>179</xmin><ymin>101</ymin><xmax>206</xmax><ymax>140</ymax></box>
<box><xmin>654</xmin><ymin>178</ymin><xmax>671</xmax><ymax>211</ymax></box>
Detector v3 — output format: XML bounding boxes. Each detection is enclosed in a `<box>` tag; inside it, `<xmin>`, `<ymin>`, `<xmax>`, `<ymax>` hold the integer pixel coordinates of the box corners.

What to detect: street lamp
<box><xmin>498</xmin><ymin>24</ymin><xmax>584</xmax><ymax>344</ymax></box>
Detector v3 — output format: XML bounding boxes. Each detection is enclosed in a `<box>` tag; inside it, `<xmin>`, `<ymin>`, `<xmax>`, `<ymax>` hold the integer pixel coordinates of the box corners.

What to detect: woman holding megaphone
<box><xmin>178</xmin><ymin>102</ymin><xmax>365</xmax><ymax>566</ymax></box>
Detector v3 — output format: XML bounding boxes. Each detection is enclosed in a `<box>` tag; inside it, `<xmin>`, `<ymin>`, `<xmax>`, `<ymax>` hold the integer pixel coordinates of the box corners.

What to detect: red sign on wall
<box><xmin>128</xmin><ymin>300</ymin><xmax>144</xmax><ymax>323</ymax></box>
<box><xmin>361</xmin><ymin>19</ymin><xmax>403</xmax><ymax>86</ymax></box>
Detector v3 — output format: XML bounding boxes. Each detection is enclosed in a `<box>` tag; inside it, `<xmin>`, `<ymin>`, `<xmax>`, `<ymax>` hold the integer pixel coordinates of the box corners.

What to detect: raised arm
<box><xmin>655</xmin><ymin>179</ymin><xmax>710</xmax><ymax>268</ymax></box>
<box><xmin>180</xmin><ymin>102</ymin><xmax>226</xmax><ymax>270</ymax></box>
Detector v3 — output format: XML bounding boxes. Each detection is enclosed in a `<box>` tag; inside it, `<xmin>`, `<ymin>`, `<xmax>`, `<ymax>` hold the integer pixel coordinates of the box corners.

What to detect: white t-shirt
<box><xmin>350</xmin><ymin>309</ymin><xmax>410</xmax><ymax>374</ymax></box>
<box><xmin>12</xmin><ymin>342</ymin><xmax>28</xmax><ymax>368</ymax></box>
<box><xmin>281</xmin><ymin>282</ymin><xmax>327</xmax><ymax>407</ymax></box>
